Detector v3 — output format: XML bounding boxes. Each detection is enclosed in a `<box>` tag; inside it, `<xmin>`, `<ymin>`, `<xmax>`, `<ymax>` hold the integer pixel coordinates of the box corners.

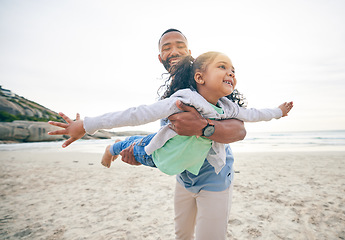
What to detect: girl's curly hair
<box><xmin>158</xmin><ymin>51</ymin><xmax>247</xmax><ymax>107</ymax></box>
<box><xmin>227</xmin><ymin>89</ymin><xmax>247</xmax><ymax>107</ymax></box>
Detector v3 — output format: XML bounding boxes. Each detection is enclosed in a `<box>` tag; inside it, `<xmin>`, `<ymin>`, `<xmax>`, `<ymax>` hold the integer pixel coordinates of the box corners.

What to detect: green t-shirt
<box><xmin>152</xmin><ymin>103</ymin><xmax>224</xmax><ymax>175</ymax></box>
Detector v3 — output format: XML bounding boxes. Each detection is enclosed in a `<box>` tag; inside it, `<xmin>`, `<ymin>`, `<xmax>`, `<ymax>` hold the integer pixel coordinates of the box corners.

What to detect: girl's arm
<box><xmin>236</xmin><ymin>101</ymin><xmax>293</xmax><ymax>122</ymax></box>
<box><xmin>48</xmin><ymin>113</ymin><xmax>86</xmax><ymax>148</ymax></box>
<box><xmin>279</xmin><ymin>102</ymin><xmax>294</xmax><ymax>117</ymax></box>
<box><xmin>83</xmin><ymin>98</ymin><xmax>179</xmax><ymax>135</ymax></box>
<box><xmin>48</xmin><ymin>97</ymin><xmax>179</xmax><ymax>148</ymax></box>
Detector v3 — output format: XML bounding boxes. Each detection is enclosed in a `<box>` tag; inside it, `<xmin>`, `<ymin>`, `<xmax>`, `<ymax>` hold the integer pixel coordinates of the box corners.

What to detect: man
<box><xmin>120</xmin><ymin>29</ymin><xmax>246</xmax><ymax>240</ymax></box>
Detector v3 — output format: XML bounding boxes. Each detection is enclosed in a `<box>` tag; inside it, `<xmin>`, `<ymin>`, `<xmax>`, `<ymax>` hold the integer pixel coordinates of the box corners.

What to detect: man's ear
<box><xmin>158</xmin><ymin>54</ymin><xmax>162</xmax><ymax>64</ymax></box>
<box><xmin>194</xmin><ymin>72</ymin><xmax>204</xmax><ymax>85</ymax></box>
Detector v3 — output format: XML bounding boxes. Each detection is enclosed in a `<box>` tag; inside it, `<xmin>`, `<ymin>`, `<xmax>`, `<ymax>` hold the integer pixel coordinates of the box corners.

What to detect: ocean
<box><xmin>0</xmin><ymin>130</ymin><xmax>344</xmax><ymax>153</ymax></box>
<box><xmin>231</xmin><ymin>129</ymin><xmax>345</xmax><ymax>152</ymax></box>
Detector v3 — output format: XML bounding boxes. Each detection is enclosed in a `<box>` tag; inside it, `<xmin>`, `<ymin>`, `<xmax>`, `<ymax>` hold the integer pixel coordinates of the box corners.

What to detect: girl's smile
<box><xmin>223</xmin><ymin>80</ymin><xmax>234</xmax><ymax>87</ymax></box>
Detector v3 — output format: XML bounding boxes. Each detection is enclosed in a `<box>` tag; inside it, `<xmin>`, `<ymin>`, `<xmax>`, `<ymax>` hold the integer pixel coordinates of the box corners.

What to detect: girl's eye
<box><xmin>219</xmin><ymin>65</ymin><xmax>226</xmax><ymax>69</ymax></box>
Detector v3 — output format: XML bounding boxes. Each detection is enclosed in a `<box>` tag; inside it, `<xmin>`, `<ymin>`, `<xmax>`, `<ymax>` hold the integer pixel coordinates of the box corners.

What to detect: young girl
<box><xmin>49</xmin><ymin>51</ymin><xmax>293</xmax><ymax>175</ymax></box>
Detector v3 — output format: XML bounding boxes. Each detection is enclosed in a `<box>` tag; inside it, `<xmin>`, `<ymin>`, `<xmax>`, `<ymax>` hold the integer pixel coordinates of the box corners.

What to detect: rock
<box><xmin>0</xmin><ymin>87</ymin><xmax>113</xmax><ymax>143</ymax></box>
<box><xmin>0</xmin><ymin>86</ymin><xmax>62</xmax><ymax>121</ymax></box>
<box><xmin>0</xmin><ymin>122</ymin><xmax>29</xmax><ymax>140</ymax></box>
<box><xmin>0</xmin><ymin>86</ymin><xmax>69</xmax><ymax>142</ymax></box>
<box><xmin>0</xmin><ymin>96</ymin><xmax>26</xmax><ymax>116</ymax></box>
<box><xmin>90</xmin><ymin>130</ymin><xmax>112</xmax><ymax>139</ymax></box>
<box><xmin>0</xmin><ymin>121</ymin><xmax>65</xmax><ymax>142</ymax></box>
<box><xmin>0</xmin><ymin>121</ymin><xmax>114</xmax><ymax>143</ymax></box>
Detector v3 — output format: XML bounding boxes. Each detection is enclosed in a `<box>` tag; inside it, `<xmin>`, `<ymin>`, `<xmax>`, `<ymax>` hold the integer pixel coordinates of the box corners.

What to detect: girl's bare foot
<box><xmin>101</xmin><ymin>139</ymin><xmax>121</xmax><ymax>168</ymax></box>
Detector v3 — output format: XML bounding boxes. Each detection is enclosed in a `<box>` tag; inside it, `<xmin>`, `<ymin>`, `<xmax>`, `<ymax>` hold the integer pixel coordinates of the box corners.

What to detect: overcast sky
<box><xmin>1</xmin><ymin>0</ymin><xmax>344</xmax><ymax>133</ymax></box>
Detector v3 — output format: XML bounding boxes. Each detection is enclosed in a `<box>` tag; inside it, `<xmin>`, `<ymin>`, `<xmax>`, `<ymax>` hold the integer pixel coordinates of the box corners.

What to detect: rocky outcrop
<box><xmin>0</xmin><ymin>121</ymin><xmax>112</xmax><ymax>143</ymax></box>
<box><xmin>0</xmin><ymin>121</ymin><xmax>64</xmax><ymax>142</ymax></box>
<box><xmin>0</xmin><ymin>86</ymin><xmax>112</xmax><ymax>143</ymax></box>
<box><xmin>0</xmin><ymin>86</ymin><xmax>62</xmax><ymax>122</ymax></box>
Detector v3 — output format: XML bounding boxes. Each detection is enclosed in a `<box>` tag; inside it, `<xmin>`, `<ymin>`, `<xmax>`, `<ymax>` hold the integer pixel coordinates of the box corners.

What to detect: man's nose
<box><xmin>170</xmin><ymin>46</ymin><xmax>179</xmax><ymax>56</ymax></box>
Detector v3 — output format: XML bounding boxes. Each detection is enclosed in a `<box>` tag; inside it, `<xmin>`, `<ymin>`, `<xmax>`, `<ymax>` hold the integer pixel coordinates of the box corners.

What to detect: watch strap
<box><xmin>201</xmin><ymin>118</ymin><xmax>215</xmax><ymax>137</ymax></box>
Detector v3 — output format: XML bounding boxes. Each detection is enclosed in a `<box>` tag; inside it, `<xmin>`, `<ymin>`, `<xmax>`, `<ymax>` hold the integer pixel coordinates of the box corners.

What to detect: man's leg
<box><xmin>174</xmin><ymin>182</ymin><xmax>197</xmax><ymax>240</ymax></box>
<box><xmin>194</xmin><ymin>184</ymin><xmax>233</xmax><ymax>240</ymax></box>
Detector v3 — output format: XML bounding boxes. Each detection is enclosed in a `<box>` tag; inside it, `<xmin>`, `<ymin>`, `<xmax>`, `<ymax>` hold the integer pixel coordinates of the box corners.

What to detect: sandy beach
<box><xmin>1</xmin><ymin>146</ymin><xmax>344</xmax><ymax>239</ymax></box>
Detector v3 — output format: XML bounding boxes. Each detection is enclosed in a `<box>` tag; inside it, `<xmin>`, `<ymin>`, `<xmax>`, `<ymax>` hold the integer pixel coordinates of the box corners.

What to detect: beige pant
<box><xmin>174</xmin><ymin>181</ymin><xmax>233</xmax><ymax>240</ymax></box>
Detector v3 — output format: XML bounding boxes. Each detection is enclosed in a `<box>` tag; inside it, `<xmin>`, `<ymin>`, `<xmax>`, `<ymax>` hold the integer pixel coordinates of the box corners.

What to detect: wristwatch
<box><xmin>201</xmin><ymin>118</ymin><xmax>215</xmax><ymax>137</ymax></box>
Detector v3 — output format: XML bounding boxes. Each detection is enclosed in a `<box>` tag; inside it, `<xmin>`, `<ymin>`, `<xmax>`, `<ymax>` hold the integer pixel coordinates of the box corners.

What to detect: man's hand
<box><xmin>48</xmin><ymin>112</ymin><xmax>86</xmax><ymax>148</ymax></box>
<box><xmin>120</xmin><ymin>144</ymin><xmax>142</xmax><ymax>166</ymax></box>
<box><xmin>168</xmin><ymin>100</ymin><xmax>207</xmax><ymax>136</ymax></box>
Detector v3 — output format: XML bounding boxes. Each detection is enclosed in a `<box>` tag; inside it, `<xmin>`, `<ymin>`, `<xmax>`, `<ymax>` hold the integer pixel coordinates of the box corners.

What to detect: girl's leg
<box><xmin>194</xmin><ymin>183</ymin><xmax>233</xmax><ymax>240</ymax></box>
<box><xmin>101</xmin><ymin>137</ymin><xmax>143</xmax><ymax>168</ymax></box>
<box><xmin>103</xmin><ymin>133</ymin><xmax>157</xmax><ymax>168</ymax></box>
<box><xmin>174</xmin><ymin>181</ymin><xmax>197</xmax><ymax>240</ymax></box>
<box><xmin>110</xmin><ymin>136</ymin><xmax>145</xmax><ymax>156</ymax></box>
<box><xmin>132</xmin><ymin>133</ymin><xmax>157</xmax><ymax>167</ymax></box>
<box><xmin>101</xmin><ymin>139</ymin><xmax>121</xmax><ymax>168</ymax></box>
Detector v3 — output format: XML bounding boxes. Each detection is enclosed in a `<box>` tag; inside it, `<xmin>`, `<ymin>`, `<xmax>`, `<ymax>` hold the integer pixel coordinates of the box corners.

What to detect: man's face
<box><xmin>158</xmin><ymin>32</ymin><xmax>191</xmax><ymax>72</ymax></box>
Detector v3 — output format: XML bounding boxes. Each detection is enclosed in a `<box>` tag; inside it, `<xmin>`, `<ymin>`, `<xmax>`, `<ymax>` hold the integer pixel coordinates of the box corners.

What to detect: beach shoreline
<box><xmin>1</xmin><ymin>148</ymin><xmax>344</xmax><ymax>239</ymax></box>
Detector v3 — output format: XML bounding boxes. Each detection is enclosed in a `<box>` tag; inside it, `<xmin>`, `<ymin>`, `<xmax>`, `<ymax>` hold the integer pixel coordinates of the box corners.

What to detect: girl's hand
<box><xmin>48</xmin><ymin>112</ymin><xmax>86</xmax><ymax>148</ymax></box>
<box><xmin>279</xmin><ymin>101</ymin><xmax>294</xmax><ymax>117</ymax></box>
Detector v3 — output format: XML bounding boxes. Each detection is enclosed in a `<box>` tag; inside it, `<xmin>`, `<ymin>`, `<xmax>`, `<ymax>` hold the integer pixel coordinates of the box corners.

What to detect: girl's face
<box><xmin>195</xmin><ymin>54</ymin><xmax>236</xmax><ymax>105</ymax></box>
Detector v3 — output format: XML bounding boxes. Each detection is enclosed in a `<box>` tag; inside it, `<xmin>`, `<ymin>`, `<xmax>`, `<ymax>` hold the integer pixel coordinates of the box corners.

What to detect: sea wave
<box><xmin>231</xmin><ymin>130</ymin><xmax>345</xmax><ymax>152</ymax></box>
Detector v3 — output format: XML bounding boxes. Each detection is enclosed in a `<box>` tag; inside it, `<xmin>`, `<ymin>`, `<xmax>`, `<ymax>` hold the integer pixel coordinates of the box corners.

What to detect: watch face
<box><xmin>204</xmin><ymin>125</ymin><xmax>215</xmax><ymax>137</ymax></box>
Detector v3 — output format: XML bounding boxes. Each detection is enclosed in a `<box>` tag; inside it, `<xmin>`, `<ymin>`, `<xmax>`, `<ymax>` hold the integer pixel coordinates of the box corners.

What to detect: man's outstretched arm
<box><xmin>168</xmin><ymin>100</ymin><xmax>246</xmax><ymax>143</ymax></box>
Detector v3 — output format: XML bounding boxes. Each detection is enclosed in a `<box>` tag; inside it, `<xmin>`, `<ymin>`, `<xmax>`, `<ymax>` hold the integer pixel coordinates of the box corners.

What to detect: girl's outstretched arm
<box><xmin>48</xmin><ymin>112</ymin><xmax>86</xmax><ymax>148</ymax></box>
<box><xmin>279</xmin><ymin>101</ymin><xmax>294</xmax><ymax>117</ymax></box>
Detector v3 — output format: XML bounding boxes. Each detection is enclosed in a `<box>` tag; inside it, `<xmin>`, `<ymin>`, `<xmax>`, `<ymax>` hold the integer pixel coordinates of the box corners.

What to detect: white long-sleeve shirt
<box><xmin>84</xmin><ymin>89</ymin><xmax>282</xmax><ymax>173</ymax></box>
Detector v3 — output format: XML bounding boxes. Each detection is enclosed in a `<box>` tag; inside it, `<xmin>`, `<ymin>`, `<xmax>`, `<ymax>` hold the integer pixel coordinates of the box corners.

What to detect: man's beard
<box><xmin>161</xmin><ymin>55</ymin><xmax>181</xmax><ymax>72</ymax></box>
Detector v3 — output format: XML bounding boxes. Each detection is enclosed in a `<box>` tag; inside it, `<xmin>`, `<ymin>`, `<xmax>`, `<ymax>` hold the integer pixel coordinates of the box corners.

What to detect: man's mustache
<box><xmin>166</xmin><ymin>55</ymin><xmax>181</xmax><ymax>63</ymax></box>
